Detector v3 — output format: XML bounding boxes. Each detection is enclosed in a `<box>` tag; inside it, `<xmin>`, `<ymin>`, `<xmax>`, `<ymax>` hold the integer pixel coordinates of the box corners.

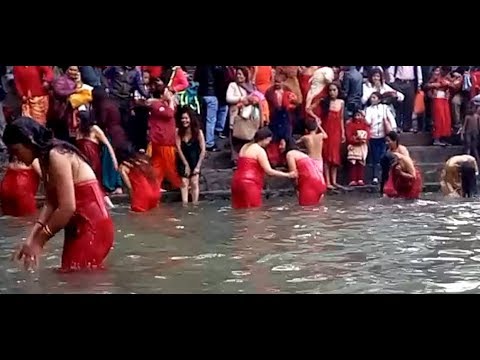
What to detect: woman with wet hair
<box><xmin>231</xmin><ymin>127</ymin><xmax>296</xmax><ymax>209</ymax></box>
<box><xmin>440</xmin><ymin>155</ymin><xmax>478</xmax><ymax>198</ymax></box>
<box><xmin>118</xmin><ymin>148</ymin><xmax>160</xmax><ymax>213</ymax></box>
<box><xmin>284</xmin><ymin>138</ymin><xmax>326</xmax><ymax>206</ymax></box>
<box><xmin>2</xmin><ymin>117</ymin><xmax>114</xmax><ymax>272</ymax></box>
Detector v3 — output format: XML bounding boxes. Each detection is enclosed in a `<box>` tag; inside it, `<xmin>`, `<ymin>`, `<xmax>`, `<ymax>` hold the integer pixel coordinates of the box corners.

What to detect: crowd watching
<box><xmin>0</xmin><ymin>65</ymin><xmax>479</xmax><ymax>202</ymax></box>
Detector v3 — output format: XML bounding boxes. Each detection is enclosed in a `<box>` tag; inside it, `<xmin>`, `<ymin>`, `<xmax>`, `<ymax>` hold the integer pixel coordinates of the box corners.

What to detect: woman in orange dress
<box><xmin>146</xmin><ymin>85</ymin><xmax>182</xmax><ymax>190</ymax></box>
<box><xmin>252</xmin><ymin>66</ymin><xmax>273</xmax><ymax>94</ymax></box>
<box><xmin>13</xmin><ymin>66</ymin><xmax>54</xmax><ymax>126</ymax></box>
<box><xmin>425</xmin><ymin>66</ymin><xmax>452</xmax><ymax>146</ymax></box>
<box><xmin>310</xmin><ymin>82</ymin><xmax>345</xmax><ymax>189</ymax></box>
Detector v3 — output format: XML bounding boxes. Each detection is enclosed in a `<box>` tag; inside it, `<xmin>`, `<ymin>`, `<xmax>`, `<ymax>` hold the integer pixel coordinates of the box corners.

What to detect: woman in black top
<box><xmin>175</xmin><ymin>107</ymin><xmax>206</xmax><ymax>206</ymax></box>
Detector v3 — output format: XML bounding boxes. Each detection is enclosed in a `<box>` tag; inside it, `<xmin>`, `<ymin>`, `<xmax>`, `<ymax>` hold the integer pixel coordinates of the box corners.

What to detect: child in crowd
<box><xmin>346</xmin><ymin>110</ymin><xmax>370</xmax><ymax>186</ymax></box>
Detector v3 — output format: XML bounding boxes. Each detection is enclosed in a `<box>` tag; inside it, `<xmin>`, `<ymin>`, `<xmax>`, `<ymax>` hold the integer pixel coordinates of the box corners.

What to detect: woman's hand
<box><xmin>184</xmin><ymin>165</ymin><xmax>191</xmax><ymax>177</ymax></box>
<box><xmin>341</xmin><ymin>134</ymin><xmax>346</xmax><ymax>143</ymax></box>
<box><xmin>288</xmin><ymin>171</ymin><xmax>298</xmax><ymax>179</ymax></box>
<box><xmin>13</xmin><ymin>236</ymin><xmax>44</xmax><ymax>271</ymax></box>
<box><xmin>193</xmin><ymin>167</ymin><xmax>200</xmax><ymax>176</ymax></box>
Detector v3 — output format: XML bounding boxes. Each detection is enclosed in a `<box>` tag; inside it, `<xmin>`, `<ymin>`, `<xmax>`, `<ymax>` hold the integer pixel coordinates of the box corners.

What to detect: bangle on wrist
<box><xmin>36</xmin><ymin>220</ymin><xmax>45</xmax><ymax>228</ymax></box>
<box><xmin>42</xmin><ymin>224</ymin><xmax>54</xmax><ymax>238</ymax></box>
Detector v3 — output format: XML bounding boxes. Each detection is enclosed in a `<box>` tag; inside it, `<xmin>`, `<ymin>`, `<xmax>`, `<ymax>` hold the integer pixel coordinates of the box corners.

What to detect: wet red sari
<box><xmin>76</xmin><ymin>138</ymin><xmax>102</xmax><ymax>181</ymax></box>
<box><xmin>0</xmin><ymin>168</ymin><xmax>40</xmax><ymax>217</ymax></box>
<box><xmin>61</xmin><ymin>180</ymin><xmax>114</xmax><ymax>272</ymax></box>
<box><xmin>128</xmin><ymin>167</ymin><xmax>161</xmax><ymax>213</ymax></box>
<box><xmin>231</xmin><ymin>157</ymin><xmax>265</xmax><ymax>209</ymax></box>
<box><xmin>384</xmin><ymin>167</ymin><xmax>423</xmax><ymax>200</ymax></box>
<box><xmin>297</xmin><ymin>157</ymin><xmax>326</xmax><ymax>206</ymax></box>
<box><xmin>322</xmin><ymin>110</ymin><xmax>343</xmax><ymax>166</ymax></box>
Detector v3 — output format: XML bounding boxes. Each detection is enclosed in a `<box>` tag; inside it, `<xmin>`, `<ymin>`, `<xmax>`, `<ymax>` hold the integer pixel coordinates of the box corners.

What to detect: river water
<box><xmin>2</xmin><ymin>194</ymin><xmax>480</xmax><ymax>294</ymax></box>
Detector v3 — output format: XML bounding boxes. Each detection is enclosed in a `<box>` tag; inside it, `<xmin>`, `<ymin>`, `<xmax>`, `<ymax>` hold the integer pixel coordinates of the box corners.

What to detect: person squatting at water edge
<box><xmin>440</xmin><ymin>155</ymin><xmax>478</xmax><ymax>198</ymax></box>
<box><xmin>382</xmin><ymin>151</ymin><xmax>423</xmax><ymax>199</ymax></box>
<box><xmin>0</xmin><ymin>157</ymin><xmax>41</xmax><ymax>217</ymax></box>
<box><xmin>231</xmin><ymin>127</ymin><xmax>297</xmax><ymax>209</ymax></box>
<box><xmin>284</xmin><ymin>138</ymin><xmax>327</xmax><ymax>206</ymax></box>
<box><xmin>2</xmin><ymin>117</ymin><xmax>114</xmax><ymax>272</ymax></box>
<box><xmin>119</xmin><ymin>148</ymin><xmax>161</xmax><ymax>213</ymax></box>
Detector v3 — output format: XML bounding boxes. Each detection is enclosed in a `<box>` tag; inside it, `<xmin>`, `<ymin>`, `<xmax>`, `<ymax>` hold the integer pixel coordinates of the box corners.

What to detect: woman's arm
<box><xmin>226</xmin><ymin>83</ymin><xmax>243</xmax><ymax>104</ymax></box>
<box><xmin>171</xmin><ymin>68</ymin><xmax>189</xmax><ymax>93</ymax></box>
<box><xmin>384</xmin><ymin>83</ymin><xmax>405</xmax><ymax>102</ymax></box>
<box><xmin>175</xmin><ymin>129</ymin><xmax>190</xmax><ymax>173</ymax></box>
<box><xmin>340</xmin><ymin>101</ymin><xmax>346</xmax><ymax>142</ymax></box>
<box><xmin>119</xmin><ymin>165</ymin><xmax>132</xmax><ymax>191</ymax></box>
<box><xmin>193</xmin><ymin>130</ymin><xmax>207</xmax><ymax>173</ymax></box>
<box><xmin>36</xmin><ymin>151</ymin><xmax>77</xmax><ymax>246</ymax></box>
<box><xmin>257</xmin><ymin>149</ymin><xmax>295</xmax><ymax>178</ymax></box>
<box><xmin>32</xmin><ymin>159</ymin><xmax>42</xmax><ymax>177</ymax></box>
<box><xmin>93</xmin><ymin>125</ymin><xmax>118</xmax><ymax>170</ymax></box>
<box><xmin>319</xmin><ymin>125</ymin><xmax>328</xmax><ymax>139</ymax></box>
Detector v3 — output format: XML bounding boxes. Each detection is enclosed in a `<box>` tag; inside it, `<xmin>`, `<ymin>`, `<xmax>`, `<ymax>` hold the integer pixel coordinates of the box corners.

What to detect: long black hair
<box><xmin>460</xmin><ymin>161</ymin><xmax>477</xmax><ymax>198</ymax></box>
<box><xmin>78</xmin><ymin>110</ymin><xmax>95</xmax><ymax>137</ymax></box>
<box><xmin>3</xmin><ymin>117</ymin><xmax>89</xmax><ymax>177</ymax></box>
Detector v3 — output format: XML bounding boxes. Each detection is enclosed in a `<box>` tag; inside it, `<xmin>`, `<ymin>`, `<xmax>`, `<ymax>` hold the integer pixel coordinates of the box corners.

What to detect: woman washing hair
<box><xmin>119</xmin><ymin>148</ymin><xmax>160</xmax><ymax>213</ymax></box>
<box><xmin>175</xmin><ymin>107</ymin><xmax>206</xmax><ymax>206</ymax></box>
<box><xmin>75</xmin><ymin>110</ymin><xmax>118</xmax><ymax>209</ymax></box>
<box><xmin>231</xmin><ymin>127</ymin><xmax>297</xmax><ymax>209</ymax></box>
<box><xmin>2</xmin><ymin>117</ymin><xmax>114</xmax><ymax>272</ymax></box>
<box><xmin>440</xmin><ymin>155</ymin><xmax>478</xmax><ymax>198</ymax></box>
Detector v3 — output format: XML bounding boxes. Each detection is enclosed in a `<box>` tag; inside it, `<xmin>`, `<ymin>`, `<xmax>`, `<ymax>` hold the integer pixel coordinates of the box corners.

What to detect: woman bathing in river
<box><xmin>440</xmin><ymin>155</ymin><xmax>478</xmax><ymax>198</ymax></box>
<box><xmin>119</xmin><ymin>148</ymin><xmax>160</xmax><ymax>213</ymax></box>
<box><xmin>284</xmin><ymin>138</ymin><xmax>327</xmax><ymax>206</ymax></box>
<box><xmin>3</xmin><ymin>117</ymin><xmax>114</xmax><ymax>272</ymax></box>
<box><xmin>175</xmin><ymin>107</ymin><xmax>206</xmax><ymax>206</ymax></box>
<box><xmin>231</xmin><ymin>127</ymin><xmax>296</xmax><ymax>209</ymax></box>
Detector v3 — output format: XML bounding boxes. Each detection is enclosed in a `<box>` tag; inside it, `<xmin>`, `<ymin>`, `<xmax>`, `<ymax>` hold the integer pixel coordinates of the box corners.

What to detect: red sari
<box><xmin>297</xmin><ymin>157</ymin><xmax>327</xmax><ymax>206</ymax></box>
<box><xmin>231</xmin><ymin>157</ymin><xmax>265</xmax><ymax>209</ymax></box>
<box><xmin>384</xmin><ymin>167</ymin><xmax>423</xmax><ymax>200</ymax></box>
<box><xmin>322</xmin><ymin>109</ymin><xmax>343</xmax><ymax>166</ymax></box>
<box><xmin>76</xmin><ymin>138</ymin><xmax>102</xmax><ymax>181</ymax></box>
<box><xmin>0</xmin><ymin>168</ymin><xmax>40</xmax><ymax>217</ymax></box>
<box><xmin>429</xmin><ymin>78</ymin><xmax>452</xmax><ymax>139</ymax></box>
<box><xmin>129</xmin><ymin>167</ymin><xmax>161</xmax><ymax>213</ymax></box>
<box><xmin>61</xmin><ymin>180</ymin><xmax>114</xmax><ymax>272</ymax></box>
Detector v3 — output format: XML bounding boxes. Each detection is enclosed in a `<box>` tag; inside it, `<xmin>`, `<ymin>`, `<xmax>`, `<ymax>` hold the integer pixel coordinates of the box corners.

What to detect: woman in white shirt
<box><xmin>365</xmin><ymin>92</ymin><xmax>397</xmax><ymax>185</ymax></box>
<box><xmin>362</xmin><ymin>69</ymin><xmax>404</xmax><ymax>117</ymax></box>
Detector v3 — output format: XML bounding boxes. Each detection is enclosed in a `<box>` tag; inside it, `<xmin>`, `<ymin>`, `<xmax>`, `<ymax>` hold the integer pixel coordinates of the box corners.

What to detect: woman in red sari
<box><xmin>3</xmin><ymin>117</ymin><xmax>114</xmax><ymax>272</ymax></box>
<box><xmin>425</xmin><ymin>66</ymin><xmax>452</xmax><ymax>146</ymax></box>
<box><xmin>119</xmin><ymin>149</ymin><xmax>160</xmax><ymax>213</ymax></box>
<box><xmin>310</xmin><ymin>82</ymin><xmax>345</xmax><ymax>189</ymax></box>
<box><xmin>13</xmin><ymin>66</ymin><xmax>54</xmax><ymax>126</ymax></box>
<box><xmin>75</xmin><ymin>110</ymin><xmax>118</xmax><ymax>209</ymax></box>
<box><xmin>383</xmin><ymin>152</ymin><xmax>423</xmax><ymax>200</ymax></box>
<box><xmin>231</xmin><ymin>127</ymin><xmax>296</xmax><ymax>209</ymax></box>
<box><xmin>0</xmin><ymin>158</ymin><xmax>41</xmax><ymax>217</ymax></box>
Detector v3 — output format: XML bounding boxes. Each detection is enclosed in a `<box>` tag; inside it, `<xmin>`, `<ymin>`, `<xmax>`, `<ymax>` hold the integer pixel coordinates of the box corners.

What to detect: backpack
<box><xmin>176</xmin><ymin>81</ymin><xmax>201</xmax><ymax>115</ymax></box>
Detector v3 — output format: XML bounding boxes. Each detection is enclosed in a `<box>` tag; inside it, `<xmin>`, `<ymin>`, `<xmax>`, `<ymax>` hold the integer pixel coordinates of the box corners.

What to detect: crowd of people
<box><xmin>0</xmin><ymin>65</ymin><xmax>479</xmax><ymax>272</ymax></box>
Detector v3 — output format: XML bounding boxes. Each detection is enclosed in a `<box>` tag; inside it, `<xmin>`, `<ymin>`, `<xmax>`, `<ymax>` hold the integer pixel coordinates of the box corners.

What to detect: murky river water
<box><xmin>2</xmin><ymin>193</ymin><xmax>480</xmax><ymax>294</ymax></box>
